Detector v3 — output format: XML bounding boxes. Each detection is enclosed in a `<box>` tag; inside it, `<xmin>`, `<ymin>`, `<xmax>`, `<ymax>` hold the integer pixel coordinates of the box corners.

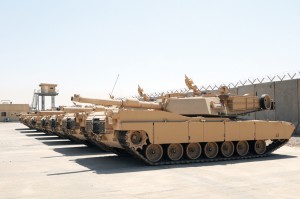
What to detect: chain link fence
<box><xmin>133</xmin><ymin>71</ymin><xmax>300</xmax><ymax>98</ymax></box>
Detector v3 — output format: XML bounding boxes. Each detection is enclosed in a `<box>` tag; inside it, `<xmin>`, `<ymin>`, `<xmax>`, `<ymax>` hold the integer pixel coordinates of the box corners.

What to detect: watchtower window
<box><xmin>1</xmin><ymin>112</ymin><xmax>6</xmax><ymax>117</ymax></box>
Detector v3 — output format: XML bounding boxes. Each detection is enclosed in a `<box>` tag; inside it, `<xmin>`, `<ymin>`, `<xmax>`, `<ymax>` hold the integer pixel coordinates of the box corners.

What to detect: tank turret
<box><xmin>71</xmin><ymin>90</ymin><xmax>272</xmax><ymax>117</ymax></box>
<box><xmin>61</xmin><ymin>107</ymin><xmax>93</xmax><ymax>113</ymax></box>
<box><xmin>61</xmin><ymin>106</ymin><xmax>105</xmax><ymax>113</ymax></box>
<box><xmin>38</xmin><ymin>111</ymin><xmax>65</xmax><ymax>115</ymax></box>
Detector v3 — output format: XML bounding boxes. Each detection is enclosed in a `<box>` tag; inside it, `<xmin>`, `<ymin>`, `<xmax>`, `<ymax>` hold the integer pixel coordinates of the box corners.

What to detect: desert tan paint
<box><xmin>117</xmin><ymin>109</ymin><xmax>294</xmax><ymax>144</ymax></box>
<box><xmin>120</xmin><ymin>119</ymin><xmax>294</xmax><ymax>144</ymax></box>
<box><xmin>62</xmin><ymin>113</ymin><xmax>85</xmax><ymax>139</ymax></box>
<box><xmin>71</xmin><ymin>89</ymin><xmax>294</xmax><ymax>149</ymax></box>
<box><xmin>72</xmin><ymin>93</ymin><xmax>267</xmax><ymax>116</ymax></box>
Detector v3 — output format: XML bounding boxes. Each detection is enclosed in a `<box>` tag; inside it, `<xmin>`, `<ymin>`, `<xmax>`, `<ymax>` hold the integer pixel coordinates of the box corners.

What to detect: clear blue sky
<box><xmin>0</xmin><ymin>0</ymin><xmax>299</xmax><ymax>107</ymax></box>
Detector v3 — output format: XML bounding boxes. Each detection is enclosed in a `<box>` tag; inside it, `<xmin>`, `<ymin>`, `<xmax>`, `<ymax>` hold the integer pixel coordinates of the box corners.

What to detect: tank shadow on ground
<box><xmin>19</xmin><ymin>130</ymin><xmax>40</xmax><ymax>134</ymax></box>
<box><xmin>16</xmin><ymin>126</ymin><xmax>296</xmax><ymax>175</ymax></box>
<box><xmin>41</xmin><ymin>140</ymin><xmax>81</xmax><ymax>146</ymax></box>
<box><xmin>47</xmin><ymin>170</ymin><xmax>92</xmax><ymax>176</ymax></box>
<box><xmin>53</xmin><ymin>146</ymin><xmax>109</xmax><ymax>156</ymax></box>
<box><xmin>35</xmin><ymin>136</ymin><xmax>67</xmax><ymax>141</ymax></box>
<box><xmin>73</xmin><ymin>155</ymin><xmax>146</xmax><ymax>174</ymax></box>
<box><xmin>72</xmin><ymin>153</ymin><xmax>296</xmax><ymax>174</ymax></box>
<box><xmin>20</xmin><ymin>130</ymin><xmax>99</xmax><ymax>148</ymax></box>
<box><xmin>25</xmin><ymin>133</ymin><xmax>56</xmax><ymax>137</ymax></box>
<box><xmin>15</xmin><ymin>128</ymin><xmax>32</xmax><ymax>130</ymax></box>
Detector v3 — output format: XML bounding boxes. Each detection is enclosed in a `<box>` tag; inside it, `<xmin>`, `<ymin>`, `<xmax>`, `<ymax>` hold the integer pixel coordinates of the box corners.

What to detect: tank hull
<box><xmin>86</xmin><ymin>109</ymin><xmax>295</xmax><ymax>165</ymax></box>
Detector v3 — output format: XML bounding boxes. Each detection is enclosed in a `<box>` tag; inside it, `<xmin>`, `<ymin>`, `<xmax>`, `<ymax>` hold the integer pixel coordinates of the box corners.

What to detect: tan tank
<box><xmin>29</xmin><ymin>114</ymin><xmax>41</xmax><ymax>130</ymax></box>
<box><xmin>20</xmin><ymin>113</ymin><xmax>35</xmax><ymax>128</ymax></box>
<box><xmin>43</xmin><ymin>108</ymin><xmax>94</xmax><ymax>140</ymax></box>
<box><xmin>20</xmin><ymin>107</ymin><xmax>106</xmax><ymax>144</ymax></box>
<box><xmin>71</xmin><ymin>81</ymin><xmax>294</xmax><ymax>165</ymax></box>
<box><xmin>20</xmin><ymin>108</ymin><xmax>95</xmax><ymax>141</ymax></box>
<box><xmin>40</xmin><ymin>115</ymin><xmax>51</xmax><ymax>132</ymax></box>
<box><xmin>45</xmin><ymin>111</ymin><xmax>66</xmax><ymax>138</ymax></box>
<box><xmin>22</xmin><ymin>113</ymin><xmax>34</xmax><ymax>129</ymax></box>
<box><xmin>30</xmin><ymin>111</ymin><xmax>65</xmax><ymax>133</ymax></box>
<box><xmin>61</xmin><ymin>106</ymin><xmax>106</xmax><ymax>145</ymax></box>
<box><xmin>20</xmin><ymin>110</ymin><xmax>67</xmax><ymax>137</ymax></box>
<box><xmin>83</xmin><ymin>106</ymin><xmax>130</xmax><ymax>155</ymax></box>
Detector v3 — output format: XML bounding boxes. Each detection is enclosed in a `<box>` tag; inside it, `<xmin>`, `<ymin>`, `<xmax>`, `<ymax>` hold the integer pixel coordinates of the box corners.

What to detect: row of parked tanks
<box><xmin>19</xmin><ymin>76</ymin><xmax>295</xmax><ymax>165</ymax></box>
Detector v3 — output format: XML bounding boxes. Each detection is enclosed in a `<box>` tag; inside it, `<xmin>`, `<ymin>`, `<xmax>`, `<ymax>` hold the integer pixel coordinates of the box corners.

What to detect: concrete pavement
<box><xmin>1</xmin><ymin>122</ymin><xmax>300</xmax><ymax>199</ymax></box>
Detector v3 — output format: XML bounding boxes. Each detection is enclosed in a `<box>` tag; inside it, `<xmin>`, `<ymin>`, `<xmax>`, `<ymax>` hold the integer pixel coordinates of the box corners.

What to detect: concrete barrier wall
<box><xmin>237</xmin><ymin>79</ymin><xmax>300</xmax><ymax>135</ymax></box>
<box><xmin>229</xmin><ymin>88</ymin><xmax>238</xmax><ymax>95</ymax></box>
<box><xmin>274</xmin><ymin>80</ymin><xmax>298</xmax><ymax>124</ymax></box>
<box><xmin>237</xmin><ymin>85</ymin><xmax>255</xmax><ymax>95</ymax></box>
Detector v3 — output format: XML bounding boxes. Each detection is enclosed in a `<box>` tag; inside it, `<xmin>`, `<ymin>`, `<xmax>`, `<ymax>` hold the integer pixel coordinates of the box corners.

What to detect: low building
<box><xmin>0</xmin><ymin>101</ymin><xmax>29</xmax><ymax>122</ymax></box>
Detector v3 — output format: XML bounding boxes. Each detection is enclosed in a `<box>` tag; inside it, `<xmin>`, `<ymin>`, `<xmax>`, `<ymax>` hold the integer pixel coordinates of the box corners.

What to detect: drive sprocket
<box><xmin>126</xmin><ymin>130</ymin><xmax>147</xmax><ymax>150</ymax></box>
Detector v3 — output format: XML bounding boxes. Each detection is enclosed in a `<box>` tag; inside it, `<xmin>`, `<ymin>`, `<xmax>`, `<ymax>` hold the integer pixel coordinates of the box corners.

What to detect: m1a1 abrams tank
<box><xmin>83</xmin><ymin>106</ymin><xmax>131</xmax><ymax>156</ymax></box>
<box><xmin>20</xmin><ymin>113</ymin><xmax>35</xmax><ymax>128</ymax></box>
<box><xmin>41</xmin><ymin>115</ymin><xmax>51</xmax><ymax>133</ymax></box>
<box><xmin>30</xmin><ymin>111</ymin><xmax>65</xmax><ymax>133</ymax></box>
<box><xmin>71</xmin><ymin>86</ymin><xmax>295</xmax><ymax>165</ymax></box>
<box><xmin>19</xmin><ymin>114</ymin><xmax>26</xmax><ymax>124</ymax></box>
<box><xmin>61</xmin><ymin>106</ymin><xmax>106</xmax><ymax>145</ymax></box>
<box><xmin>27</xmin><ymin>114</ymin><xmax>37</xmax><ymax>129</ymax></box>
<box><xmin>29</xmin><ymin>113</ymin><xmax>43</xmax><ymax>131</ymax></box>
<box><xmin>48</xmin><ymin>111</ymin><xmax>66</xmax><ymax>138</ymax></box>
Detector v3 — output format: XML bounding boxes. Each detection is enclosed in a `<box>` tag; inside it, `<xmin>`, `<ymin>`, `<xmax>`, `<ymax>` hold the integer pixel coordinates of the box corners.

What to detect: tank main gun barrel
<box><xmin>62</xmin><ymin>106</ymin><xmax>106</xmax><ymax>112</ymax></box>
<box><xmin>61</xmin><ymin>107</ymin><xmax>94</xmax><ymax>113</ymax></box>
<box><xmin>71</xmin><ymin>94</ymin><xmax>163</xmax><ymax>110</ymax></box>
<box><xmin>38</xmin><ymin>111</ymin><xmax>64</xmax><ymax>115</ymax></box>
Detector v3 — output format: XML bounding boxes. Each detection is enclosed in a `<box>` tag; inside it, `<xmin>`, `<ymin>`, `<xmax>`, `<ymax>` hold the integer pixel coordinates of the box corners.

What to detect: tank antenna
<box><xmin>109</xmin><ymin>74</ymin><xmax>119</xmax><ymax>99</ymax></box>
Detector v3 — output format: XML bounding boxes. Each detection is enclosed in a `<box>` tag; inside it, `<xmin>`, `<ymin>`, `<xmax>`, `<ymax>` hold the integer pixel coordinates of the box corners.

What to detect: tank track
<box><xmin>52</xmin><ymin>131</ymin><xmax>68</xmax><ymax>139</ymax></box>
<box><xmin>63</xmin><ymin>133</ymin><xmax>92</xmax><ymax>146</ymax></box>
<box><xmin>84</xmin><ymin>137</ymin><xmax>130</xmax><ymax>156</ymax></box>
<box><xmin>87</xmin><ymin>137</ymin><xmax>116</xmax><ymax>152</ymax></box>
<box><xmin>117</xmin><ymin>131</ymin><xmax>289</xmax><ymax>166</ymax></box>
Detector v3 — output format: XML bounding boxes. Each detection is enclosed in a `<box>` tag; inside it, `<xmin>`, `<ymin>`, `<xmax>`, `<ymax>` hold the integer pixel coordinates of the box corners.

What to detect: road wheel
<box><xmin>204</xmin><ymin>142</ymin><xmax>218</xmax><ymax>159</ymax></box>
<box><xmin>167</xmin><ymin>143</ymin><xmax>184</xmax><ymax>161</ymax></box>
<box><xmin>186</xmin><ymin>143</ymin><xmax>202</xmax><ymax>160</ymax></box>
<box><xmin>145</xmin><ymin>144</ymin><xmax>163</xmax><ymax>163</ymax></box>
<box><xmin>236</xmin><ymin>141</ymin><xmax>249</xmax><ymax>156</ymax></box>
<box><xmin>221</xmin><ymin>141</ymin><xmax>234</xmax><ymax>157</ymax></box>
<box><xmin>254</xmin><ymin>140</ymin><xmax>266</xmax><ymax>155</ymax></box>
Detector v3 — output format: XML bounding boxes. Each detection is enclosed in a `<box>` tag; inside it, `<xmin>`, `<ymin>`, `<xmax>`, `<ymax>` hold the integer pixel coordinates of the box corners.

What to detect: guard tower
<box><xmin>31</xmin><ymin>83</ymin><xmax>59</xmax><ymax>111</ymax></box>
